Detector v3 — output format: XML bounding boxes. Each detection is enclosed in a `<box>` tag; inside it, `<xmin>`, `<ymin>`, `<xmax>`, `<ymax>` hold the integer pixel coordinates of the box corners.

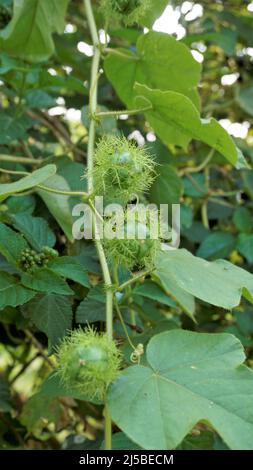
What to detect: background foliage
<box><xmin>1</xmin><ymin>0</ymin><xmax>253</xmax><ymax>450</ymax></box>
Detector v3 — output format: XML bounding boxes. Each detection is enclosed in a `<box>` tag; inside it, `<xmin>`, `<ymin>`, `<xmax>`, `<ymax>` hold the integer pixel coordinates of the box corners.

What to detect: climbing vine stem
<box><xmin>84</xmin><ymin>0</ymin><xmax>113</xmax><ymax>451</ymax></box>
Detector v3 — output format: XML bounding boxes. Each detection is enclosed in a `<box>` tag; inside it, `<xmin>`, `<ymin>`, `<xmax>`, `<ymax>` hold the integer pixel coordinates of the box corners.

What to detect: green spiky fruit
<box><xmin>90</xmin><ymin>136</ymin><xmax>156</xmax><ymax>205</ymax></box>
<box><xmin>56</xmin><ymin>328</ymin><xmax>122</xmax><ymax>402</ymax></box>
<box><xmin>111</xmin><ymin>0</ymin><xmax>141</xmax><ymax>14</ymax></box>
<box><xmin>103</xmin><ymin>208</ymin><xmax>161</xmax><ymax>270</ymax></box>
<box><xmin>103</xmin><ymin>230</ymin><xmax>159</xmax><ymax>270</ymax></box>
<box><xmin>100</xmin><ymin>0</ymin><xmax>150</xmax><ymax>25</ymax></box>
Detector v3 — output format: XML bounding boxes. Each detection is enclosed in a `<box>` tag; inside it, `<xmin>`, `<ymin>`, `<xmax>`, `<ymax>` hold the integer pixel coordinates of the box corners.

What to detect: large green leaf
<box><xmin>101</xmin><ymin>432</ymin><xmax>142</xmax><ymax>450</ymax></box>
<box><xmin>236</xmin><ymin>84</ymin><xmax>253</xmax><ymax>117</ymax></box>
<box><xmin>39</xmin><ymin>372</ymin><xmax>102</xmax><ymax>404</ymax></box>
<box><xmin>48</xmin><ymin>257</ymin><xmax>89</xmax><ymax>288</ymax></box>
<box><xmin>133</xmin><ymin>280</ymin><xmax>177</xmax><ymax>308</ymax></box>
<box><xmin>237</xmin><ymin>234</ymin><xmax>253</xmax><ymax>264</ymax></box>
<box><xmin>196</xmin><ymin>232</ymin><xmax>236</xmax><ymax>260</ymax></box>
<box><xmin>81</xmin><ymin>105</ymin><xmax>118</xmax><ymax>136</ymax></box>
<box><xmin>0</xmin><ymin>378</ymin><xmax>12</xmax><ymax>413</ymax></box>
<box><xmin>104</xmin><ymin>31</ymin><xmax>201</xmax><ymax>109</ymax></box>
<box><xmin>20</xmin><ymin>394</ymin><xmax>61</xmax><ymax>434</ymax></box>
<box><xmin>76</xmin><ymin>285</ymin><xmax>105</xmax><ymax>324</ymax></box>
<box><xmin>155</xmin><ymin>248</ymin><xmax>253</xmax><ymax>309</ymax></box>
<box><xmin>182</xmin><ymin>28</ymin><xmax>237</xmax><ymax>56</ymax></box>
<box><xmin>134</xmin><ymin>83</ymin><xmax>239</xmax><ymax>164</ymax></box>
<box><xmin>242</xmin><ymin>170</ymin><xmax>253</xmax><ymax>199</ymax></box>
<box><xmin>138</xmin><ymin>0</ymin><xmax>168</xmax><ymax>28</ymax></box>
<box><xmin>37</xmin><ymin>175</ymin><xmax>74</xmax><ymax>242</ymax></box>
<box><xmin>6</xmin><ymin>194</ymin><xmax>36</xmax><ymax>215</ymax></box>
<box><xmin>0</xmin><ymin>222</ymin><xmax>28</xmax><ymax>265</ymax></box>
<box><xmin>23</xmin><ymin>294</ymin><xmax>73</xmax><ymax>350</ymax></box>
<box><xmin>157</xmin><ymin>274</ymin><xmax>196</xmax><ymax>318</ymax></box>
<box><xmin>183</xmin><ymin>173</ymin><xmax>208</xmax><ymax>198</ymax></box>
<box><xmin>0</xmin><ymin>0</ymin><xmax>70</xmax><ymax>62</ymax></box>
<box><xmin>0</xmin><ymin>271</ymin><xmax>35</xmax><ymax>309</ymax></box>
<box><xmin>12</xmin><ymin>213</ymin><xmax>56</xmax><ymax>251</ymax></box>
<box><xmin>218</xmin><ymin>11</ymin><xmax>253</xmax><ymax>47</ymax></box>
<box><xmin>0</xmin><ymin>111</ymin><xmax>33</xmax><ymax>144</ymax></box>
<box><xmin>0</xmin><ymin>164</ymin><xmax>56</xmax><ymax>202</ymax></box>
<box><xmin>21</xmin><ymin>268</ymin><xmax>74</xmax><ymax>295</ymax></box>
<box><xmin>108</xmin><ymin>330</ymin><xmax>253</xmax><ymax>450</ymax></box>
<box><xmin>177</xmin><ymin>431</ymin><xmax>215</xmax><ymax>450</ymax></box>
<box><xmin>25</xmin><ymin>90</ymin><xmax>56</xmax><ymax>109</ymax></box>
<box><xmin>149</xmin><ymin>164</ymin><xmax>183</xmax><ymax>207</ymax></box>
<box><xmin>54</xmin><ymin>157</ymin><xmax>86</xmax><ymax>192</ymax></box>
<box><xmin>233</xmin><ymin>207</ymin><xmax>253</xmax><ymax>233</ymax></box>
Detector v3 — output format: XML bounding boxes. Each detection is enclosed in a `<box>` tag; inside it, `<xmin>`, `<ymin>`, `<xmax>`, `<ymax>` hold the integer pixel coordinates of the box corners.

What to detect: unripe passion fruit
<box><xmin>113</xmin><ymin>0</ymin><xmax>141</xmax><ymax>14</ymax></box>
<box><xmin>125</xmin><ymin>221</ymin><xmax>150</xmax><ymax>239</ymax></box>
<box><xmin>103</xmin><ymin>216</ymin><xmax>160</xmax><ymax>270</ymax></box>
<box><xmin>56</xmin><ymin>328</ymin><xmax>122</xmax><ymax>402</ymax></box>
<box><xmin>91</xmin><ymin>136</ymin><xmax>156</xmax><ymax>204</ymax></box>
<box><xmin>112</xmin><ymin>150</ymin><xmax>132</xmax><ymax>164</ymax></box>
<box><xmin>100</xmin><ymin>0</ymin><xmax>149</xmax><ymax>25</ymax></box>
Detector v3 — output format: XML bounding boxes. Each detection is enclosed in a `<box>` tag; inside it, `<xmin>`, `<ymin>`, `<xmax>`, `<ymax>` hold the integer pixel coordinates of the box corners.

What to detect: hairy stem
<box><xmin>104</xmin><ymin>402</ymin><xmax>112</xmax><ymax>450</ymax></box>
<box><xmin>37</xmin><ymin>185</ymin><xmax>89</xmax><ymax>198</ymax></box>
<box><xmin>96</xmin><ymin>105</ymin><xmax>152</xmax><ymax>118</ymax></box>
<box><xmin>84</xmin><ymin>0</ymin><xmax>113</xmax><ymax>450</ymax></box>
<box><xmin>104</xmin><ymin>47</ymin><xmax>139</xmax><ymax>60</ymax></box>
<box><xmin>114</xmin><ymin>301</ymin><xmax>136</xmax><ymax>351</ymax></box>
<box><xmin>117</xmin><ymin>268</ymin><xmax>154</xmax><ymax>292</ymax></box>
<box><xmin>0</xmin><ymin>154</ymin><xmax>42</xmax><ymax>165</ymax></box>
<box><xmin>179</xmin><ymin>148</ymin><xmax>214</xmax><ymax>176</ymax></box>
<box><xmin>0</xmin><ymin>167</ymin><xmax>89</xmax><ymax>198</ymax></box>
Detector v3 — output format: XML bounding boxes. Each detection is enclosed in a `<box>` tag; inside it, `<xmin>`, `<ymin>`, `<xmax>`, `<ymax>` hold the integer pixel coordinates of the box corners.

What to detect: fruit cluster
<box><xmin>57</xmin><ymin>328</ymin><xmax>122</xmax><ymax>402</ymax></box>
<box><xmin>19</xmin><ymin>246</ymin><xmax>59</xmax><ymax>272</ymax></box>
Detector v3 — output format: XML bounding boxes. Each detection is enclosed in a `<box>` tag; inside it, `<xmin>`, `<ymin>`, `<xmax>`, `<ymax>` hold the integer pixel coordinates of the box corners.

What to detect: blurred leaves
<box><xmin>0</xmin><ymin>0</ymin><xmax>70</xmax><ymax>62</ymax></box>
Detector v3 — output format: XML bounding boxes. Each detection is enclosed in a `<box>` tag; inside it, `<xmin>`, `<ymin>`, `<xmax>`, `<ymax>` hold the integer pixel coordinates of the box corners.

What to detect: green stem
<box><xmin>117</xmin><ymin>269</ymin><xmax>154</xmax><ymax>292</ymax></box>
<box><xmin>37</xmin><ymin>185</ymin><xmax>89</xmax><ymax>198</ymax></box>
<box><xmin>84</xmin><ymin>0</ymin><xmax>113</xmax><ymax>450</ymax></box>
<box><xmin>0</xmin><ymin>154</ymin><xmax>42</xmax><ymax>165</ymax></box>
<box><xmin>87</xmin><ymin>50</ymin><xmax>100</xmax><ymax>194</ymax></box>
<box><xmin>96</xmin><ymin>105</ymin><xmax>152</xmax><ymax>118</ymax></box>
<box><xmin>0</xmin><ymin>167</ymin><xmax>89</xmax><ymax>198</ymax></box>
<box><xmin>114</xmin><ymin>301</ymin><xmax>136</xmax><ymax>350</ymax></box>
<box><xmin>88</xmin><ymin>198</ymin><xmax>104</xmax><ymax>223</ymax></box>
<box><xmin>130</xmin><ymin>308</ymin><xmax>136</xmax><ymax>328</ymax></box>
<box><xmin>201</xmin><ymin>202</ymin><xmax>209</xmax><ymax>229</ymax></box>
<box><xmin>185</xmin><ymin>173</ymin><xmax>207</xmax><ymax>195</ymax></box>
<box><xmin>0</xmin><ymin>167</ymin><xmax>29</xmax><ymax>176</ymax></box>
<box><xmin>210</xmin><ymin>190</ymin><xmax>240</xmax><ymax>197</ymax></box>
<box><xmin>179</xmin><ymin>148</ymin><xmax>214</xmax><ymax>176</ymax></box>
<box><xmin>204</xmin><ymin>98</ymin><xmax>235</xmax><ymax>113</ymax></box>
<box><xmin>104</xmin><ymin>402</ymin><xmax>112</xmax><ymax>450</ymax></box>
<box><xmin>85</xmin><ymin>0</ymin><xmax>99</xmax><ymax>195</ymax></box>
<box><xmin>104</xmin><ymin>47</ymin><xmax>139</xmax><ymax>61</ymax></box>
<box><xmin>208</xmin><ymin>197</ymin><xmax>234</xmax><ymax>207</ymax></box>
